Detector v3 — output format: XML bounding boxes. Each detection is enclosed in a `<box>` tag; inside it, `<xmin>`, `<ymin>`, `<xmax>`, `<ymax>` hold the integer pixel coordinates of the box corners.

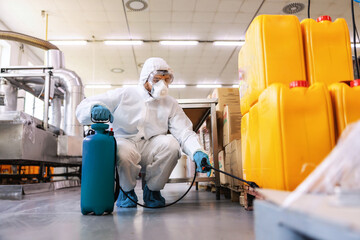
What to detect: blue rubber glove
<box><xmin>91</xmin><ymin>105</ymin><xmax>114</xmax><ymax>123</ymax></box>
<box><xmin>193</xmin><ymin>151</ymin><xmax>211</xmax><ymax>173</ymax></box>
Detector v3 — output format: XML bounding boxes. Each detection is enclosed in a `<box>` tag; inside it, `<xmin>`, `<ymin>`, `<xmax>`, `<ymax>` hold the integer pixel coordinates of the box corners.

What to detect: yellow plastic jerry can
<box><xmin>241</xmin><ymin>104</ymin><xmax>263</xmax><ymax>187</ymax></box>
<box><xmin>257</xmin><ymin>81</ymin><xmax>335</xmax><ymax>191</ymax></box>
<box><xmin>241</xmin><ymin>113</ymin><xmax>251</xmax><ymax>181</ymax></box>
<box><xmin>238</xmin><ymin>15</ymin><xmax>306</xmax><ymax>115</ymax></box>
<box><xmin>329</xmin><ymin>80</ymin><xmax>360</xmax><ymax>139</ymax></box>
<box><xmin>301</xmin><ymin>16</ymin><xmax>353</xmax><ymax>85</ymax></box>
<box><xmin>248</xmin><ymin>104</ymin><xmax>262</xmax><ymax>187</ymax></box>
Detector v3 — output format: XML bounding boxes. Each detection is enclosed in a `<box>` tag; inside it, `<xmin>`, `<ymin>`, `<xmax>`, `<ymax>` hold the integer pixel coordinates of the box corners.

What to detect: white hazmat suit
<box><xmin>76</xmin><ymin>58</ymin><xmax>202</xmax><ymax>191</ymax></box>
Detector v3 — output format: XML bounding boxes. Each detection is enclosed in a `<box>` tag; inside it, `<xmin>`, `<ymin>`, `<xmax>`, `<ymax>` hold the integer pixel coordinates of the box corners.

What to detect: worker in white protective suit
<box><xmin>76</xmin><ymin>57</ymin><xmax>210</xmax><ymax>208</ymax></box>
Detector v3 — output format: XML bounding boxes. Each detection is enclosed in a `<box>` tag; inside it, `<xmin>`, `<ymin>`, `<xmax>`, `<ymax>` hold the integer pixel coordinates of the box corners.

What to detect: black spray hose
<box><xmin>201</xmin><ymin>158</ymin><xmax>260</xmax><ymax>189</ymax></box>
<box><xmin>118</xmin><ymin>165</ymin><xmax>197</xmax><ymax>209</ymax></box>
<box><xmin>96</xmin><ymin>115</ymin><xmax>259</xmax><ymax>209</ymax></box>
<box><xmin>117</xmin><ymin>157</ymin><xmax>259</xmax><ymax>209</ymax></box>
<box><xmin>113</xmin><ymin>134</ymin><xmax>197</xmax><ymax>209</ymax></box>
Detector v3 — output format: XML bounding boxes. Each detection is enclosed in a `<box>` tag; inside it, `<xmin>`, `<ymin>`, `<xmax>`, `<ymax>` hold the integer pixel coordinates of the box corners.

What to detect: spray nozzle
<box><xmin>201</xmin><ymin>158</ymin><xmax>212</xmax><ymax>171</ymax></box>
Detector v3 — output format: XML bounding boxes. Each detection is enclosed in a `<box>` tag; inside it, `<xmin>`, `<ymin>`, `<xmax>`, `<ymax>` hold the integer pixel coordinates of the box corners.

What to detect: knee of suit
<box><xmin>117</xmin><ymin>146</ymin><xmax>141</xmax><ymax>165</ymax></box>
<box><xmin>166</xmin><ymin>136</ymin><xmax>181</xmax><ymax>159</ymax></box>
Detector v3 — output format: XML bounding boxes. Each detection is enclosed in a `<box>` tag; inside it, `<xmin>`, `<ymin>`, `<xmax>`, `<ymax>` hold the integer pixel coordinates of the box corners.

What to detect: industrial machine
<box><xmin>0</xmin><ymin>31</ymin><xmax>84</xmax><ymax>188</ymax></box>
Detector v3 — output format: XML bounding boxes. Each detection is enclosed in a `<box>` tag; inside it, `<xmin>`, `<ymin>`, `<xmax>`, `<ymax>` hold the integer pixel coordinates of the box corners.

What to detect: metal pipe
<box><xmin>52</xmin><ymin>69</ymin><xmax>84</xmax><ymax>137</ymax></box>
<box><xmin>0</xmin><ymin>31</ymin><xmax>58</xmax><ymax>50</ymax></box>
<box><xmin>0</xmin><ymin>78</ymin><xmax>17</xmax><ymax>113</ymax></box>
<box><xmin>25</xmin><ymin>83</ymin><xmax>65</xmax><ymax>98</ymax></box>
<box><xmin>43</xmin><ymin>73</ymin><xmax>51</xmax><ymax>129</ymax></box>
<box><xmin>16</xmin><ymin>77</ymin><xmax>45</xmax><ymax>85</ymax></box>
<box><xmin>6</xmin><ymin>78</ymin><xmax>37</xmax><ymax>96</ymax></box>
<box><xmin>46</xmin><ymin>50</ymin><xmax>65</xmax><ymax>69</ymax></box>
<box><xmin>46</xmin><ymin>50</ymin><xmax>84</xmax><ymax>137</ymax></box>
<box><xmin>50</xmin><ymin>96</ymin><xmax>62</xmax><ymax>129</ymax></box>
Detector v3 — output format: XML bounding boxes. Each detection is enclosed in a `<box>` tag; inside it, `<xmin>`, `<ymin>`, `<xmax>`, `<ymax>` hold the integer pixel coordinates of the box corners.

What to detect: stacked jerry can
<box><xmin>301</xmin><ymin>15</ymin><xmax>360</xmax><ymax>139</ymax></box>
<box><xmin>329</xmin><ymin>80</ymin><xmax>360</xmax><ymax>138</ymax></box>
<box><xmin>238</xmin><ymin>15</ymin><xmax>306</xmax><ymax>114</ymax></box>
<box><xmin>239</xmin><ymin>15</ymin><xmax>336</xmax><ymax>191</ymax></box>
<box><xmin>257</xmin><ymin>82</ymin><xmax>335</xmax><ymax>190</ymax></box>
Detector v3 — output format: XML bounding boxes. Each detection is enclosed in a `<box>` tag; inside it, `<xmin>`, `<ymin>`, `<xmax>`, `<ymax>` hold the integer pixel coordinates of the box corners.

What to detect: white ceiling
<box><xmin>0</xmin><ymin>0</ymin><xmax>359</xmax><ymax>98</ymax></box>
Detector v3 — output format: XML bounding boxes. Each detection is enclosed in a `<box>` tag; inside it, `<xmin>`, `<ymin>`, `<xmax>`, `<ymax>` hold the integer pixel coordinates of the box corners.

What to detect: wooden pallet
<box><xmin>207</xmin><ymin>182</ymin><xmax>264</xmax><ymax>211</ymax></box>
<box><xmin>227</xmin><ymin>185</ymin><xmax>241</xmax><ymax>202</ymax></box>
<box><xmin>242</xmin><ymin>185</ymin><xmax>265</xmax><ymax>211</ymax></box>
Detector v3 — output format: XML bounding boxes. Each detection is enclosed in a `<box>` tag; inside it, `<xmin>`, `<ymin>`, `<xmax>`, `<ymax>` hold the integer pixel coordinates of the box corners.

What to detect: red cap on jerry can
<box><xmin>289</xmin><ymin>81</ymin><xmax>309</xmax><ymax>88</ymax></box>
<box><xmin>350</xmin><ymin>79</ymin><xmax>360</xmax><ymax>87</ymax></box>
<box><xmin>316</xmin><ymin>15</ymin><xmax>332</xmax><ymax>22</ymax></box>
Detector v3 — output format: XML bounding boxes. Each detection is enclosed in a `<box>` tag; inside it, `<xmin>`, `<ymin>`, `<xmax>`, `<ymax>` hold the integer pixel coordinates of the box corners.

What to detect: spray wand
<box><xmin>200</xmin><ymin>158</ymin><xmax>260</xmax><ymax>189</ymax></box>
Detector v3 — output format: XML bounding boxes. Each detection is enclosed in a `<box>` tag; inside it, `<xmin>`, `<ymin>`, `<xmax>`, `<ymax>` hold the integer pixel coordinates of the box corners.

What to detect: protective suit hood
<box><xmin>139</xmin><ymin>57</ymin><xmax>172</xmax><ymax>85</ymax></box>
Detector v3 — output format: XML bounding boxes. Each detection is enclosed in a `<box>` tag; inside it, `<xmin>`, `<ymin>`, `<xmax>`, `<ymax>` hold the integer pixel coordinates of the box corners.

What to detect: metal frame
<box><xmin>0</xmin><ymin>160</ymin><xmax>81</xmax><ymax>184</ymax></box>
<box><xmin>175</xmin><ymin>98</ymin><xmax>221</xmax><ymax>200</ymax></box>
<box><xmin>0</xmin><ymin>66</ymin><xmax>55</xmax><ymax>129</ymax></box>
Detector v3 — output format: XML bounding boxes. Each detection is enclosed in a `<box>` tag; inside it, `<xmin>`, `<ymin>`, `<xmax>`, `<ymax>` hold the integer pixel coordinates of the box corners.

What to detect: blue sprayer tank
<box><xmin>81</xmin><ymin>123</ymin><xmax>116</xmax><ymax>215</ymax></box>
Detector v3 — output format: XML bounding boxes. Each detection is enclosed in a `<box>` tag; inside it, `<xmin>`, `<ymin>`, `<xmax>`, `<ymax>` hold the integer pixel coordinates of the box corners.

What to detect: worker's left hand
<box><xmin>193</xmin><ymin>151</ymin><xmax>211</xmax><ymax>173</ymax></box>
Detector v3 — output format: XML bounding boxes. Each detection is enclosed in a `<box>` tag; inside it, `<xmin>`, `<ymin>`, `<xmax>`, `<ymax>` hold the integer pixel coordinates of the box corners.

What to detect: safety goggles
<box><xmin>147</xmin><ymin>70</ymin><xmax>174</xmax><ymax>85</ymax></box>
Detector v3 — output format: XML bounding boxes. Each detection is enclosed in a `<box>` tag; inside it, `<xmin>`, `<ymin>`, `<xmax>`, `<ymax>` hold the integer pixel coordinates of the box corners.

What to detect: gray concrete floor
<box><xmin>0</xmin><ymin>183</ymin><xmax>254</xmax><ymax>240</ymax></box>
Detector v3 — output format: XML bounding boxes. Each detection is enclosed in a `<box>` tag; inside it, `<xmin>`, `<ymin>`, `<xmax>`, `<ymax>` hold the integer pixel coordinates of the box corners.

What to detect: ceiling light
<box><xmin>125</xmin><ymin>0</ymin><xmax>148</xmax><ymax>11</ymax></box>
<box><xmin>213</xmin><ymin>41</ymin><xmax>245</xmax><ymax>46</ymax></box>
<box><xmin>85</xmin><ymin>84</ymin><xmax>112</xmax><ymax>89</ymax></box>
<box><xmin>169</xmin><ymin>84</ymin><xmax>186</xmax><ymax>88</ymax></box>
<box><xmin>50</xmin><ymin>40</ymin><xmax>87</xmax><ymax>46</ymax></box>
<box><xmin>232</xmin><ymin>85</ymin><xmax>239</xmax><ymax>88</ymax></box>
<box><xmin>196</xmin><ymin>84</ymin><xmax>222</xmax><ymax>88</ymax></box>
<box><xmin>160</xmin><ymin>41</ymin><xmax>199</xmax><ymax>46</ymax></box>
<box><xmin>104</xmin><ymin>40</ymin><xmax>143</xmax><ymax>45</ymax></box>
<box><xmin>111</xmin><ymin>68</ymin><xmax>124</xmax><ymax>73</ymax></box>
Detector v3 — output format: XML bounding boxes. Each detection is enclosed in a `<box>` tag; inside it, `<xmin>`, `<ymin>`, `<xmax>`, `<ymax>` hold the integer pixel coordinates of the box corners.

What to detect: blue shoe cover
<box><xmin>143</xmin><ymin>185</ymin><xmax>165</xmax><ymax>207</ymax></box>
<box><xmin>116</xmin><ymin>189</ymin><xmax>138</xmax><ymax>208</ymax></box>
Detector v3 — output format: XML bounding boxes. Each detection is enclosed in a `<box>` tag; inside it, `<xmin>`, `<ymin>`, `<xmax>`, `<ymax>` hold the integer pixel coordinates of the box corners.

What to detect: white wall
<box><xmin>0</xmin><ymin>20</ymin><xmax>43</xmax><ymax>66</ymax></box>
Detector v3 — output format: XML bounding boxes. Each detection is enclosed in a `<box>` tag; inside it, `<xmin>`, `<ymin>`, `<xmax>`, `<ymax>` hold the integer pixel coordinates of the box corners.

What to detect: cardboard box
<box><xmin>224</xmin><ymin>154</ymin><xmax>231</xmax><ymax>185</ymax></box>
<box><xmin>218</xmin><ymin>150</ymin><xmax>228</xmax><ymax>185</ymax></box>
<box><xmin>199</xmin><ymin>122</ymin><xmax>210</xmax><ymax>151</ymax></box>
<box><xmin>223</xmin><ymin>105</ymin><xmax>242</xmax><ymax>146</ymax></box>
<box><xmin>211</xmin><ymin>88</ymin><xmax>240</xmax><ymax>112</ymax></box>
<box><xmin>225</xmin><ymin>139</ymin><xmax>243</xmax><ymax>187</ymax></box>
<box><xmin>205</xmin><ymin>112</ymin><xmax>224</xmax><ymax>153</ymax></box>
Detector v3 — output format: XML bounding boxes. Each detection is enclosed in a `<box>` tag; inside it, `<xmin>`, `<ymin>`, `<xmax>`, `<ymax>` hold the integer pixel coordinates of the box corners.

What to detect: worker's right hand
<box><xmin>91</xmin><ymin>105</ymin><xmax>114</xmax><ymax>123</ymax></box>
<box><xmin>193</xmin><ymin>151</ymin><xmax>211</xmax><ymax>173</ymax></box>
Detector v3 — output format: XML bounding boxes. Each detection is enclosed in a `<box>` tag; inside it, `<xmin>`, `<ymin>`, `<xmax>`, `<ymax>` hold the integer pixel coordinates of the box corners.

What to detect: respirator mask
<box><xmin>147</xmin><ymin>70</ymin><xmax>173</xmax><ymax>99</ymax></box>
